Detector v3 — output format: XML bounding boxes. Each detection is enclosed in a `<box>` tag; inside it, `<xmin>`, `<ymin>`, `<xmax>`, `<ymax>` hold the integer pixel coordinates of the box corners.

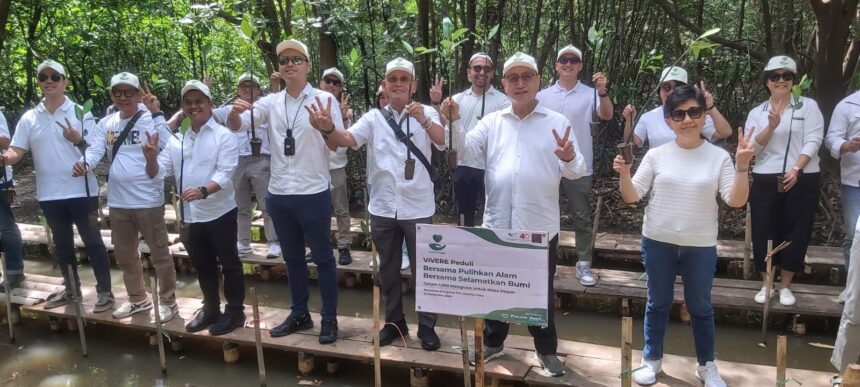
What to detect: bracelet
<box><xmin>198</xmin><ymin>186</ymin><xmax>209</xmax><ymax>199</ymax></box>
<box><xmin>736</xmin><ymin>167</ymin><xmax>749</xmax><ymax>173</ymax></box>
<box><xmin>706</xmin><ymin>104</ymin><xmax>715</xmax><ymax>111</ymax></box>
<box><xmin>322</xmin><ymin>126</ymin><xmax>335</xmax><ymax>135</ymax></box>
<box><xmin>421</xmin><ymin>119</ymin><xmax>432</xmax><ymax>130</ymax></box>
<box><xmin>598</xmin><ymin>92</ymin><xmax>609</xmax><ymax>98</ymax></box>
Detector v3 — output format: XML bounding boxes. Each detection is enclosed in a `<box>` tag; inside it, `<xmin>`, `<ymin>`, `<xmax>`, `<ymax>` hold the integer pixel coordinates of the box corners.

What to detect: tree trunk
<box><xmin>24</xmin><ymin>4</ymin><xmax>43</xmax><ymax>107</ymax></box>
<box><xmin>761</xmin><ymin>0</ymin><xmax>774</xmax><ymax>54</ymax></box>
<box><xmin>416</xmin><ymin>0</ymin><xmax>432</xmax><ymax>103</ymax></box>
<box><xmin>487</xmin><ymin>0</ymin><xmax>506</xmax><ymax>64</ymax></box>
<box><xmin>0</xmin><ymin>0</ymin><xmax>12</xmax><ymax>53</ymax></box>
<box><xmin>457</xmin><ymin>0</ymin><xmax>477</xmax><ymax>89</ymax></box>
<box><xmin>810</xmin><ymin>0</ymin><xmax>858</xmax><ymax>122</ymax></box>
<box><xmin>313</xmin><ymin>4</ymin><xmax>337</xmax><ymax>72</ymax></box>
<box><xmin>528</xmin><ymin>0</ymin><xmax>544</xmax><ymax>54</ymax></box>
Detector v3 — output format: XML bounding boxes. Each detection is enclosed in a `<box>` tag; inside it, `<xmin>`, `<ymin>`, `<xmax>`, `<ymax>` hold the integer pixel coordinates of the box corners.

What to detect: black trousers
<box><xmin>454</xmin><ymin>166</ymin><xmax>485</xmax><ymax>227</ymax></box>
<box><xmin>186</xmin><ymin>208</ymin><xmax>245</xmax><ymax>313</ymax></box>
<box><xmin>484</xmin><ymin>236</ymin><xmax>558</xmax><ymax>355</ymax></box>
<box><xmin>750</xmin><ymin>173</ymin><xmax>820</xmax><ymax>273</ymax></box>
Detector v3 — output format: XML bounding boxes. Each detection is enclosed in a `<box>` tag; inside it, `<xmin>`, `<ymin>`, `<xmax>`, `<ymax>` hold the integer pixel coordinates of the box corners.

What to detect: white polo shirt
<box><xmin>349</xmin><ymin>104</ymin><xmax>444</xmax><ymax>220</ymax></box>
<box><xmin>745</xmin><ymin>96</ymin><xmax>824</xmax><ymax>174</ymax></box>
<box><xmin>633</xmin><ymin>105</ymin><xmax>718</xmax><ymax>148</ymax></box>
<box><xmin>84</xmin><ymin>110</ymin><xmax>172</xmax><ymax>209</ymax></box>
<box><xmin>246</xmin><ymin>83</ymin><xmax>344</xmax><ymax>195</ymax></box>
<box><xmin>465</xmin><ymin>104</ymin><xmax>586</xmax><ymax>238</ymax></box>
<box><xmin>156</xmin><ymin>117</ymin><xmax>238</xmax><ymax>223</ymax></box>
<box><xmin>448</xmin><ymin>86</ymin><xmax>510</xmax><ymax>169</ymax></box>
<box><xmin>826</xmin><ymin>91</ymin><xmax>860</xmax><ymax>186</ymax></box>
<box><xmin>213</xmin><ymin>105</ymin><xmax>272</xmax><ymax>156</ymax></box>
<box><xmin>11</xmin><ymin>97</ymin><xmax>98</xmax><ymax>201</ymax></box>
<box><xmin>329</xmin><ymin>147</ymin><xmax>348</xmax><ymax>170</ymax></box>
<box><xmin>536</xmin><ymin>81</ymin><xmax>599</xmax><ymax>176</ymax></box>
<box><xmin>0</xmin><ymin>112</ymin><xmax>13</xmax><ymax>183</ymax></box>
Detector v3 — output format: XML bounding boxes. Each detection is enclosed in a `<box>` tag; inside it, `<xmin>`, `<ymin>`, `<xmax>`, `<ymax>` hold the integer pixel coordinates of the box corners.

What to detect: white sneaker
<box><xmin>267</xmin><ymin>243</ymin><xmax>282</xmax><ymax>258</ymax></box>
<box><xmin>576</xmin><ymin>261</ymin><xmax>597</xmax><ymax>287</ymax></box>
<box><xmin>779</xmin><ymin>288</ymin><xmax>796</xmax><ymax>306</ymax></box>
<box><xmin>754</xmin><ymin>286</ymin><xmax>776</xmax><ymax>304</ymax></box>
<box><xmin>112</xmin><ymin>298</ymin><xmax>153</xmax><ymax>319</ymax></box>
<box><xmin>632</xmin><ymin>358</ymin><xmax>662</xmax><ymax>385</ymax></box>
<box><xmin>237</xmin><ymin>243</ymin><xmax>253</xmax><ymax>257</ymax></box>
<box><xmin>156</xmin><ymin>304</ymin><xmax>178</xmax><ymax>323</ymax></box>
<box><xmin>695</xmin><ymin>361</ymin><xmax>727</xmax><ymax>387</ymax></box>
<box><xmin>400</xmin><ymin>252</ymin><xmax>410</xmax><ymax>270</ymax></box>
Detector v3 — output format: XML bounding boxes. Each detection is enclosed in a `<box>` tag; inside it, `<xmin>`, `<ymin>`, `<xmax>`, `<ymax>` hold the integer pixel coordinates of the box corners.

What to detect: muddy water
<box><xmin>0</xmin><ymin>257</ymin><xmax>840</xmax><ymax>386</ymax></box>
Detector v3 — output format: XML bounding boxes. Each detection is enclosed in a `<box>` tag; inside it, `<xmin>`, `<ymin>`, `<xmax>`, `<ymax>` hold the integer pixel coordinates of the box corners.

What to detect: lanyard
<box><xmin>283</xmin><ymin>93</ymin><xmax>309</xmax><ymax>138</ymax></box>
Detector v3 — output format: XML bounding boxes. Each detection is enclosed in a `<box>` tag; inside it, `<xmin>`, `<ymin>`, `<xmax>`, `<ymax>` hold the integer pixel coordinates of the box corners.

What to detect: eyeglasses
<box><xmin>238</xmin><ymin>83</ymin><xmax>259</xmax><ymax>91</ymax></box>
<box><xmin>767</xmin><ymin>72</ymin><xmax>795</xmax><ymax>82</ymax></box>
<box><xmin>557</xmin><ymin>56</ymin><xmax>581</xmax><ymax>65</ymax></box>
<box><xmin>385</xmin><ymin>75</ymin><xmax>411</xmax><ymax>84</ymax></box>
<box><xmin>278</xmin><ymin>55</ymin><xmax>307</xmax><ymax>65</ymax></box>
<box><xmin>37</xmin><ymin>72</ymin><xmax>64</xmax><ymax>82</ymax></box>
<box><xmin>471</xmin><ymin>65</ymin><xmax>494</xmax><ymax>74</ymax></box>
<box><xmin>110</xmin><ymin>88</ymin><xmax>139</xmax><ymax>98</ymax></box>
<box><xmin>660</xmin><ymin>82</ymin><xmax>678</xmax><ymax>93</ymax></box>
<box><xmin>503</xmin><ymin>72</ymin><xmax>536</xmax><ymax>84</ymax></box>
<box><xmin>323</xmin><ymin>78</ymin><xmax>342</xmax><ymax>87</ymax></box>
<box><xmin>669</xmin><ymin>107</ymin><xmax>704</xmax><ymax>122</ymax></box>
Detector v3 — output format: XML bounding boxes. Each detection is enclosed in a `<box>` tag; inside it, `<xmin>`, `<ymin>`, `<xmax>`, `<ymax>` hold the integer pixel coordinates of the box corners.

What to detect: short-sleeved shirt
<box><xmin>633</xmin><ymin>106</ymin><xmax>718</xmax><ymax>149</ymax></box>
<box><xmin>536</xmin><ymin>81</ymin><xmax>599</xmax><ymax>176</ymax></box>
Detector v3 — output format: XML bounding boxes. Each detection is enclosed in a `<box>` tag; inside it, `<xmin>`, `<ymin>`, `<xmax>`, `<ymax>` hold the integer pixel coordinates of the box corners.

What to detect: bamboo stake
<box><xmin>251</xmin><ymin>287</ymin><xmax>267</xmax><ymax>386</ymax></box>
<box><xmin>67</xmin><ymin>264</ymin><xmax>87</xmax><ymax>357</ymax></box>
<box><xmin>776</xmin><ymin>335</ymin><xmax>787</xmax><ymax>384</ymax></box>
<box><xmin>743</xmin><ymin>203</ymin><xmax>752</xmax><ymax>280</ymax></box>
<box><xmin>1</xmin><ymin>255</ymin><xmax>15</xmax><ymax>343</ymax></box>
<box><xmin>372</xmin><ymin>240</ymin><xmax>381</xmax><ymax>387</ymax></box>
<box><xmin>621</xmin><ymin>316</ymin><xmax>633</xmax><ymax>387</ymax></box>
<box><xmin>474</xmin><ymin>318</ymin><xmax>485</xmax><ymax>387</ymax></box>
<box><xmin>151</xmin><ymin>268</ymin><xmax>166</xmax><ymax>375</ymax></box>
<box><xmin>457</xmin><ymin>214</ymin><xmax>472</xmax><ymax>387</ymax></box>
<box><xmin>759</xmin><ymin>240</ymin><xmax>791</xmax><ymax>348</ymax></box>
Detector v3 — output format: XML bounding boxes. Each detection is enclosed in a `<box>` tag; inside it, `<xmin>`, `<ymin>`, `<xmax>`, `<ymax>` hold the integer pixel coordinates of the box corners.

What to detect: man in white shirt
<box><xmin>227</xmin><ymin>39</ymin><xmax>343</xmax><ymax>344</ymax></box>
<box><xmin>536</xmin><ymin>45</ymin><xmax>613</xmax><ymax>287</ymax></box>
<box><xmin>463</xmin><ymin>52</ymin><xmax>586</xmax><ymax>376</ymax></box>
<box><xmin>145</xmin><ymin>80</ymin><xmax>244</xmax><ymax>336</ymax></box>
<box><xmin>439</xmin><ymin>53</ymin><xmax>511</xmax><ymax>227</ymax></box>
<box><xmin>1</xmin><ymin>60</ymin><xmax>114</xmax><ymax>312</ymax></box>
<box><xmin>826</xmin><ymin>91</ymin><xmax>860</xmax><ymax>271</ymax></box>
<box><xmin>73</xmin><ymin>73</ymin><xmax>177</xmax><ymax>322</ymax></box>
<box><xmin>322</xmin><ymin>57</ymin><xmax>446</xmax><ymax>351</ymax></box>
<box><xmin>212</xmin><ymin>74</ymin><xmax>281</xmax><ymax>259</ymax></box>
<box><xmin>0</xmin><ymin>110</ymin><xmax>24</xmax><ymax>290</ymax></box>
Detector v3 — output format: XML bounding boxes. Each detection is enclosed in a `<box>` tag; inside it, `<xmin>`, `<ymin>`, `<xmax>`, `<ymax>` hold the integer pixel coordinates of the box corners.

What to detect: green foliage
<box><xmin>179</xmin><ymin>116</ymin><xmax>191</xmax><ymax>135</ymax></box>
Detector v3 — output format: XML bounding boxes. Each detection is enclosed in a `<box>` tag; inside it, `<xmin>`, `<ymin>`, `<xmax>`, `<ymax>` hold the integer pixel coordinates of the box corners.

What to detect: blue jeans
<box><xmin>0</xmin><ymin>181</ymin><xmax>23</xmax><ymax>274</ymax></box>
<box><xmin>267</xmin><ymin>190</ymin><xmax>338</xmax><ymax>320</ymax></box>
<box><xmin>841</xmin><ymin>184</ymin><xmax>860</xmax><ymax>270</ymax></box>
<box><xmin>641</xmin><ymin>237</ymin><xmax>716</xmax><ymax>366</ymax></box>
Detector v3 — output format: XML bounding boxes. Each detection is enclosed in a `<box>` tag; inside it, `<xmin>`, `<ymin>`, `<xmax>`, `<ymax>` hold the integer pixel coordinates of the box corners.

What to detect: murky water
<box><xmin>0</xmin><ymin>255</ymin><xmax>841</xmax><ymax>386</ymax></box>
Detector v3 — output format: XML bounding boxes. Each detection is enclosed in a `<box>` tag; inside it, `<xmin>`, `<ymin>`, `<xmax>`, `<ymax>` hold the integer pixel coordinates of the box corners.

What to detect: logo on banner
<box><xmin>429</xmin><ymin>234</ymin><xmax>446</xmax><ymax>251</ymax></box>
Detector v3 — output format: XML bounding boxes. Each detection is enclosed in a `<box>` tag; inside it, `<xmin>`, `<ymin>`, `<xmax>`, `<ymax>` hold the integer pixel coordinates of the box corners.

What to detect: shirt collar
<box><xmin>283</xmin><ymin>83</ymin><xmax>314</xmax><ymax>101</ymax></box>
<box><xmin>501</xmin><ymin>102</ymin><xmax>548</xmax><ymax>120</ymax></box>
<box><xmin>551</xmin><ymin>81</ymin><xmax>585</xmax><ymax>94</ymax></box>
<box><xmin>464</xmin><ymin>85</ymin><xmax>498</xmax><ymax>97</ymax></box>
<box><xmin>187</xmin><ymin>116</ymin><xmax>218</xmax><ymax>137</ymax></box>
<box><xmin>37</xmin><ymin>96</ymin><xmax>74</xmax><ymax>113</ymax></box>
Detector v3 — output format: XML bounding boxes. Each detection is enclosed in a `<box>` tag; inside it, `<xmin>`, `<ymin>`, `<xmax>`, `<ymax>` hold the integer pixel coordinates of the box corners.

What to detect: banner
<box><xmin>415</xmin><ymin>224</ymin><xmax>549</xmax><ymax>327</ymax></box>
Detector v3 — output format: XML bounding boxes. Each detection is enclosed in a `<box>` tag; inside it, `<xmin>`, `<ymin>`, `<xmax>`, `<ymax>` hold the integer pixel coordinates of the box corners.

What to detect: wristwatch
<box><xmin>791</xmin><ymin>166</ymin><xmax>803</xmax><ymax>174</ymax></box>
<box><xmin>198</xmin><ymin>186</ymin><xmax>209</xmax><ymax>199</ymax></box>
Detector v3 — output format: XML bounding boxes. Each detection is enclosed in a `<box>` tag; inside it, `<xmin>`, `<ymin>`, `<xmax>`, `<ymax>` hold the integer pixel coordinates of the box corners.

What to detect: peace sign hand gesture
<box><xmin>735</xmin><ymin>127</ymin><xmax>756</xmax><ymax>169</ymax></box>
<box><xmin>140</xmin><ymin>83</ymin><xmax>161</xmax><ymax>114</ymax></box>
<box><xmin>340</xmin><ymin>93</ymin><xmax>351</xmax><ymax>119</ymax></box>
<box><xmin>305</xmin><ymin>96</ymin><xmax>336</xmax><ymax>133</ymax></box>
<box><xmin>142</xmin><ymin>130</ymin><xmax>160</xmax><ymax>162</ymax></box>
<box><xmin>699</xmin><ymin>80</ymin><xmax>714</xmax><ymax>110</ymax></box>
<box><xmin>429</xmin><ymin>75</ymin><xmax>444</xmax><ymax>104</ymax></box>
<box><xmin>553</xmin><ymin>126</ymin><xmax>575</xmax><ymax>162</ymax></box>
<box><xmin>767</xmin><ymin>99</ymin><xmax>786</xmax><ymax>130</ymax></box>
<box><xmin>56</xmin><ymin>118</ymin><xmax>83</xmax><ymax>146</ymax></box>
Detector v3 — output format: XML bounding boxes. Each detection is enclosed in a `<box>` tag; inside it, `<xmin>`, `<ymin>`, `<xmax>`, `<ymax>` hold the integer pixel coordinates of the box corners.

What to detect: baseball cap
<box><xmin>764</xmin><ymin>55</ymin><xmax>797</xmax><ymax>73</ymax></box>
<box><xmin>37</xmin><ymin>60</ymin><xmax>66</xmax><ymax>76</ymax></box>
<box><xmin>276</xmin><ymin>39</ymin><xmax>310</xmax><ymax>59</ymax></box>
<box><xmin>503</xmin><ymin>52</ymin><xmax>538</xmax><ymax>76</ymax></box>
<box><xmin>660</xmin><ymin>66</ymin><xmax>688</xmax><ymax>84</ymax></box>
<box><xmin>556</xmin><ymin>45</ymin><xmax>583</xmax><ymax>60</ymax></box>
<box><xmin>110</xmin><ymin>72</ymin><xmax>140</xmax><ymax>89</ymax></box>
<box><xmin>180</xmin><ymin>79</ymin><xmax>212</xmax><ymax>100</ymax></box>
<box><xmin>385</xmin><ymin>57</ymin><xmax>414</xmax><ymax>77</ymax></box>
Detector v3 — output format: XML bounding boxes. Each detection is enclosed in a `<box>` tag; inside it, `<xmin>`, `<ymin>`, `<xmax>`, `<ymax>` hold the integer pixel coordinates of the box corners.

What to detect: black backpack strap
<box><xmin>110</xmin><ymin>110</ymin><xmax>146</xmax><ymax>163</ymax></box>
<box><xmin>378</xmin><ymin>107</ymin><xmax>439</xmax><ymax>182</ymax></box>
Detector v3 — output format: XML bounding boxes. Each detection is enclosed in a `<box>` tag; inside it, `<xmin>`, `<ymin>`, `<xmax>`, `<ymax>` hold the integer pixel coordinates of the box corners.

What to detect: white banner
<box><xmin>415</xmin><ymin>224</ymin><xmax>549</xmax><ymax>327</ymax></box>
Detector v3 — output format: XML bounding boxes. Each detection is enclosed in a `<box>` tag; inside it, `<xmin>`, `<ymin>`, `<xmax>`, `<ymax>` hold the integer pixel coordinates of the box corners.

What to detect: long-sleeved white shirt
<box><xmin>631</xmin><ymin>141</ymin><xmax>735</xmax><ymax>247</ymax></box>
<box><xmin>213</xmin><ymin>105</ymin><xmax>272</xmax><ymax>156</ymax></box>
<box><xmin>245</xmin><ymin>83</ymin><xmax>344</xmax><ymax>195</ymax></box>
<box><xmin>11</xmin><ymin>97</ymin><xmax>98</xmax><ymax>201</ymax></box>
<box><xmin>745</xmin><ymin>96</ymin><xmax>824</xmax><ymax>174</ymax></box>
<box><xmin>536</xmin><ymin>81</ymin><xmax>599</xmax><ymax>176</ymax></box>
<box><xmin>465</xmin><ymin>104</ymin><xmax>585</xmax><ymax>238</ymax></box>
<box><xmin>84</xmin><ymin>110</ymin><xmax>172</xmax><ymax>209</ymax></box>
<box><xmin>0</xmin><ymin>112</ymin><xmax>13</xmax><ymax>182</ymax></box>
<box><xmin>349</xmin><ymin>105</ymin><xmax>445</xmax><ymax>220</ymax></box>
<box><xmin>156</xmin><ymin>117</ymin><xmax>238</xmax><ymax>223</ymax></box>
<box><xmin>825</xmin><ymin>91</ymin><xmax>860</xmax><ymax>187</ymax></box>
<box><xmin>447</xmin><ymin>86</ymin><xmax>510</xmax><ymax>169</ymax></box>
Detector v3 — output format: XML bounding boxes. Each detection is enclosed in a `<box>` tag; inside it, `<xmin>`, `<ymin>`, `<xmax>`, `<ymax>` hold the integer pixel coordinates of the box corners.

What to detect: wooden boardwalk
<box><xmin>12</xmin><ymin>273</ymin><xmax>838</xmax><ymax>386</ymax></box>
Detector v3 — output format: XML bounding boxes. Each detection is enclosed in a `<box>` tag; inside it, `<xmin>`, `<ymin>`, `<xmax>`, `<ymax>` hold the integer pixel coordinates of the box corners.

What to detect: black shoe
<box><xmin>0</xmin><ymin>273</ymin><xmax>25</xmax><ymax>290</ymax></box>
<box><xmin>270</xmin><ymin>312</ymin><xmax>313</xmax><ymax>337</ymax></box>
<box><xmin>305</xmin><ymin>251</ymin><xmax>313</xmax><ymax>263</ymax></box>
<box><xmin>319</xmin><ymin>319</ymin><xmax>338</xmax><ymax>344</ymax></box>
<box><xmin>379</xmin><ymin>319</ymin><xmax>409</xmax><ymax>346</ymax></box>
<box><xmin>186</xmin><ymin>308</ymin><xmax>221</xmax><ymax>332</ymax></box>
<box><xmin>209</xmin><ymin>311</ymin><xmax>246</xmax><ymax>336</ymax></box>
<box><xmin>417</xmin><ymin>324</ymin><xmax>440</xmax><ymax>351</ymax></box>
<box><xmin>338</xmin><ymin>248</ymin><xmax>352</xmax><ymax>265</ymax></box>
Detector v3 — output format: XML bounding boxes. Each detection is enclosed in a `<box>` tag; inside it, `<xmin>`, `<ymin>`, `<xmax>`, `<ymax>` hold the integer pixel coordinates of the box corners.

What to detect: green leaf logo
<box><xmin>429</xmin><ymin>234</ymin><xmax>446</xmax><ymax>251</ymax></box>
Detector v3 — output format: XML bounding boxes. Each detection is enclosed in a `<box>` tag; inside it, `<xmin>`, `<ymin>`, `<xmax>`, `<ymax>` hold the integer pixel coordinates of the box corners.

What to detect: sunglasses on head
<box><xmin>323</xmin><ymin>78</ymin><xmax>342</xmax><ymax>87</ymax></box>
<box><xmin>669</xmin><ymin>107</ymin><xmax>704</xmax><ymax>122</ymax></box>
<box><xmin>471</xmin><ymin>65</ymin><xmax>493</xmax><ymax>74</ymax></box>
<box><xmin>37</xmin><ymin>72</ymin><xmax>64</xmax><ymax>82</ymax></box>
<box><xmin>767</xmin><ymin>72</ymin><xmax>795</xmax><ymax>82</ymax></box>
<box><xmin>278</xmin><ymin>55</ymin><xmax>307</xmax><ymax>65</ymax></box>
<box><xmin>503</xmin><ymin>72</ymin><xmax>536</xmax><ymax>84</ymax></box>
<box><xmin>110</xmin><ymin>88</ymin><xmax>138</xmax><ymax>98</ymax></box>
<box><xmin>557</xmin><ymin>56</ymin><xmax>581</xmax><ymax>65</ymax></box>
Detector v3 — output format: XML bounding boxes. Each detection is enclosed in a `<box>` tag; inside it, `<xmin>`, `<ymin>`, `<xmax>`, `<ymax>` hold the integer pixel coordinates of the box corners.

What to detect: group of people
<box><xmin>0</xmin><ymin>35</ymin><xmax>857</xmax><ymax>385</ymax></box>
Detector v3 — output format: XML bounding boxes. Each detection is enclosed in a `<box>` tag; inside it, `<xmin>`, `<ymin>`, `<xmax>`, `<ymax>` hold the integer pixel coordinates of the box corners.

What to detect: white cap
<box><xmin>276</xmin><ymin>39</ymin><xmax>310</xmax><ymax>59</ymax></box>
<box><xmin>764</xmin><ymin>55</ymin><xmax>797</xmax><ymax>73</ymax></box>
<box><xmin>181</xmin><ymin>80</ymin><xmax>212</xmax><ymax>100</ymax></box>
<box><xmin>556</xmin><ymin>45</ymin><xmax>583</xmax><ymax>60</ymax></box>
<box><xmin>660</xmin><ymin>66</ymin><xmax>688</xmax><ymax>84</ymax></box>
<box><xmin>469</xmin><ymin>52</ymin><xmax>493</xmax><ymax>65</ymax></box>
<box><xmin>110</xmin><ymin>72</ymin><xmax>140</xmax><ymax>89</ymax></box>
<box><xmin>385</xmin><ymin>57</ymin><xmax>414</xmax><ymax>77</ymax></box>
<box><xmin>37</xmin><ymin>60</ymin><xmax>66</xmax><ymax>76</ymax></box>
<box><xmin>322</xmin><ymin>68</ymin><xmax>345</xmax><ymax>82</ymax></box>
<box><xmin>236</xmin><ymin>73</ymin><xmax>261</xmax><ymax>86</ymax></box>
<box><xmin>503</xmin><ymin>52</ymin><xmax>538</xmax><ymax>75</ymax></box>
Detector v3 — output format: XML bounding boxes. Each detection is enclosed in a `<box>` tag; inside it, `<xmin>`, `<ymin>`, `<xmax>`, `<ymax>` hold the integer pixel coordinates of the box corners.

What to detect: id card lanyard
<box><xmin>283</xmin><ymin>93</ymin><xmax>308</xmax><ymax>156</ymax></box>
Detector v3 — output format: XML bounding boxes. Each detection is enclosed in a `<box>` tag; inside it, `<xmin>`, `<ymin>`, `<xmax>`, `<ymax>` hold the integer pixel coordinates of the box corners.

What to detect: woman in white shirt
<box><xmin>745</xmin><ymin>56</ymin><xmax>824</xmax><ymax>307</ymax></box>
<box><xmin>614</xmin><ymin>85</ymin><xmax>753</xmax><ymax>387</ymax></box>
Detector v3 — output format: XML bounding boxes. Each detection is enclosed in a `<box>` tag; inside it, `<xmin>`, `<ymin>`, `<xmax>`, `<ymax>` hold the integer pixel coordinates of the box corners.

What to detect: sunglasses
<box><xmin>38</xmin><ymin>73</ymin><xmax>64</xmax><ymax>82</ymax></box>
<box><xmin>557</xmin><ymin>56</ymin><xmax>581</xmax><ymax>65</ymax></box>
<box><xmin>503</xmin><ymin>72</ymin><xmax>536</xmax><ymax>84</ymax></box>
<box><xmin>323</xmin><ymin>78</ymin><xmax>342</xmax><ymax>87</ymax></box>
<box><xmin>669</xmin><ymin>107</ymin><xmax>704</xmax><ymax>122</ymax></box>
<box><xmin>660</xmin><ymin>82</ymin><xmax>679</xmax><ymax>93</ymax></box>
<box><xmin>385</xmin><ymin>75</ymin><xmax>412</xmax><ymax>84</ymax></box>
<box><xmin>471</xmin><ymin>65</ymin><xmax>493</xmax><ymax>74</ymax></box>
<box><xmin>110</xmin><ymin>88</ymin><xmax>139</xmax><ymax>98</ymax></box>
<box><xmin>278</xmin><ymin>55</ymin><xmax>307</xmax><ymax>65</ymax></box>
<box><xmin>767</xmin><ymin>72</ymin><xmax>795</xmax><ymax>82</ymax></box>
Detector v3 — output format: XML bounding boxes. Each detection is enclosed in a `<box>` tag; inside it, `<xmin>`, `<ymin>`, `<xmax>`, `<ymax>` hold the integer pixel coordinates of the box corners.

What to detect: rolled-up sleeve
<box><xmin>801</xmin><ymin>100</ymin><xmax>825</xmax><ymax>159</ymax></box>
<box><xmin>209</xmin><ymin>131</ymin><xmax>238</xmax><ymax>189</ymax></box>
<box><xmin>826</xmin><ymin>102</ymin><xmax>850</xmax><ymax>159</ymax></box>
<box><xmin>558</xmin><ymin>118</ymin><xmax>585</xmax><ymax>180</ymax></box>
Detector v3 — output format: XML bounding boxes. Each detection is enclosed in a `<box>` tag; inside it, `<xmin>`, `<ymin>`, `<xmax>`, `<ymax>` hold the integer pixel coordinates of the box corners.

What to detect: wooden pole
<box><xmin>776</xmin><ymin>335</ymin><xmax>787</xmax><ymax>384</ymax></box>
<box><xmin>743</xmin><ymin>203</ymin><xmax>752</xmax><ymax>280</ymax></box>
<box><xmin>457</xmin><ymin>214</ymin><xmax>472</xmax><ymax>387</ymax></box>
<box><xmin>372</xmin><ymin>240</ymin><xmax>382</xmax><ymax>387</ymax></box>
<box><xmin>151</xmin><ymin>268</ymin><xmax>167</xmax><ymax>375</ymax></box>
<box><xmin>621</xmin><ymin>316</ymin><xmax>633</xmax><ymax>387</ymax></box>
<box><xmin>67</xmin><ymin>264</ymin><xmax>88</xmax><ymax>357</ymax></box>
<box><xmin>843</xmin><ymin>363</ymin><xmax>860</xmax><ymax>387</ymax></box>
<box><xmin>251</xmin><ymin>287</ymin><xmax>267</xmax><ymax>386</ymax></box>
<box><xmin>0</xmin><ymin>255</ymin><xmax>15</xmax><ymax>343</ymax></box>
<box><xmin>474</xmin><ymin>318</ymin><xmax>485</xmax><ymax>387</ymax></box>
<box><xmin>760</xmin><ymin>240</ymin><xmax>774</xmax><ymax>348</ymax></box>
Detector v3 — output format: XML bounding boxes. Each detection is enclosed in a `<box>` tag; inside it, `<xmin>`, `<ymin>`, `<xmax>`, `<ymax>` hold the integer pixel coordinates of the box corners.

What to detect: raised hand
<box><xmin>269</xmin><ymin>72</ymin><xmax>282</xmax><ymax>91</ymax></box>
<box><xmin>305</xmin><ymin>96</ymin><xmax>336</xmax><ymax>133</ymax></box>
<box><xmin>440</xmin><ymin>97</ymin><xmax>460</xmax><ymax>122</ymax></box>
<box><xmin>699</xmin><ymin>80</ymin><xmax>714</xmax><ymax>110</ymax></box>
<box><xmin>56</xmin><ymin>118</ymin><xmax>83</xmax><ymax>145</ymax></box>
<box><xmin>202</xmin><ymin>76</ymin><xmax>212</xmax><ymax>88</ymax></box>
<box><xmin>72</xmin><ymin>161</ymin><xmax>88</xmax><ymax>177</ymax></box>
<box><xmin>429</xmin><ymin>75</ymin><xmax>444</xmax><ymax>104</ymax></box>
<box><xmin>767</xmin><ymin>98</ymin><xmax>785</xmax><ymax>130</ymax></box>
<box><xmin>592</xmin><ymin>72</ymin><xmax>608</xmax><ymax>94</ymax></box>
<box><xmin>140</xmin><ymin>83</ymin><xmax>161</xmax><ymax>114</ymax></box>
<box><xmin>407</xmin><ymin>102</ymin><xmax>427</xmax><ymax>124</ymax></box>
<box><xmin>142</xmin><ymin>130</ymin><xmax>160</xmax><ymax>162</ymax></box>
<box><xmin>340</xmin><ymin>93</ymin><xmax>351</xmax><ymax>118</ymax></box>
<box><xmin>735</xmin><ymin>127</ymin><xmax>755</xmax><ymax>169</ymax></box>
<box><xmin>232</xmin><ymin>99</ymin><xmax>253</xmax><ymax>115</ymax></box>
<box><xmin>622</xmin><ymin>104</ymin><xmax>636</xmax><ymax>122</ymax></box>
<box><xmin>553</xmin><ymin>126</ymin><xmax>575</xmax><ymax>162</ymax></box>
<box><xmin>613</xmin><ymin>154</ymin><xmax>631</xmax><ymax>175</ymax></box>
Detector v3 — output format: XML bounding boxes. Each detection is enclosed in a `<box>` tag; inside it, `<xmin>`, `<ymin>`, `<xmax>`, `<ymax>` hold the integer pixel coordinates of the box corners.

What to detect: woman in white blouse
<box><xmin>745</xmin><ymin>55</ymin><xmax>824</xmax><ymax>307</ymax></box>
<box><xmin>614</xmin><ymin>85</ymin><xmax>753</xmax><ymax>387</ymax></box>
